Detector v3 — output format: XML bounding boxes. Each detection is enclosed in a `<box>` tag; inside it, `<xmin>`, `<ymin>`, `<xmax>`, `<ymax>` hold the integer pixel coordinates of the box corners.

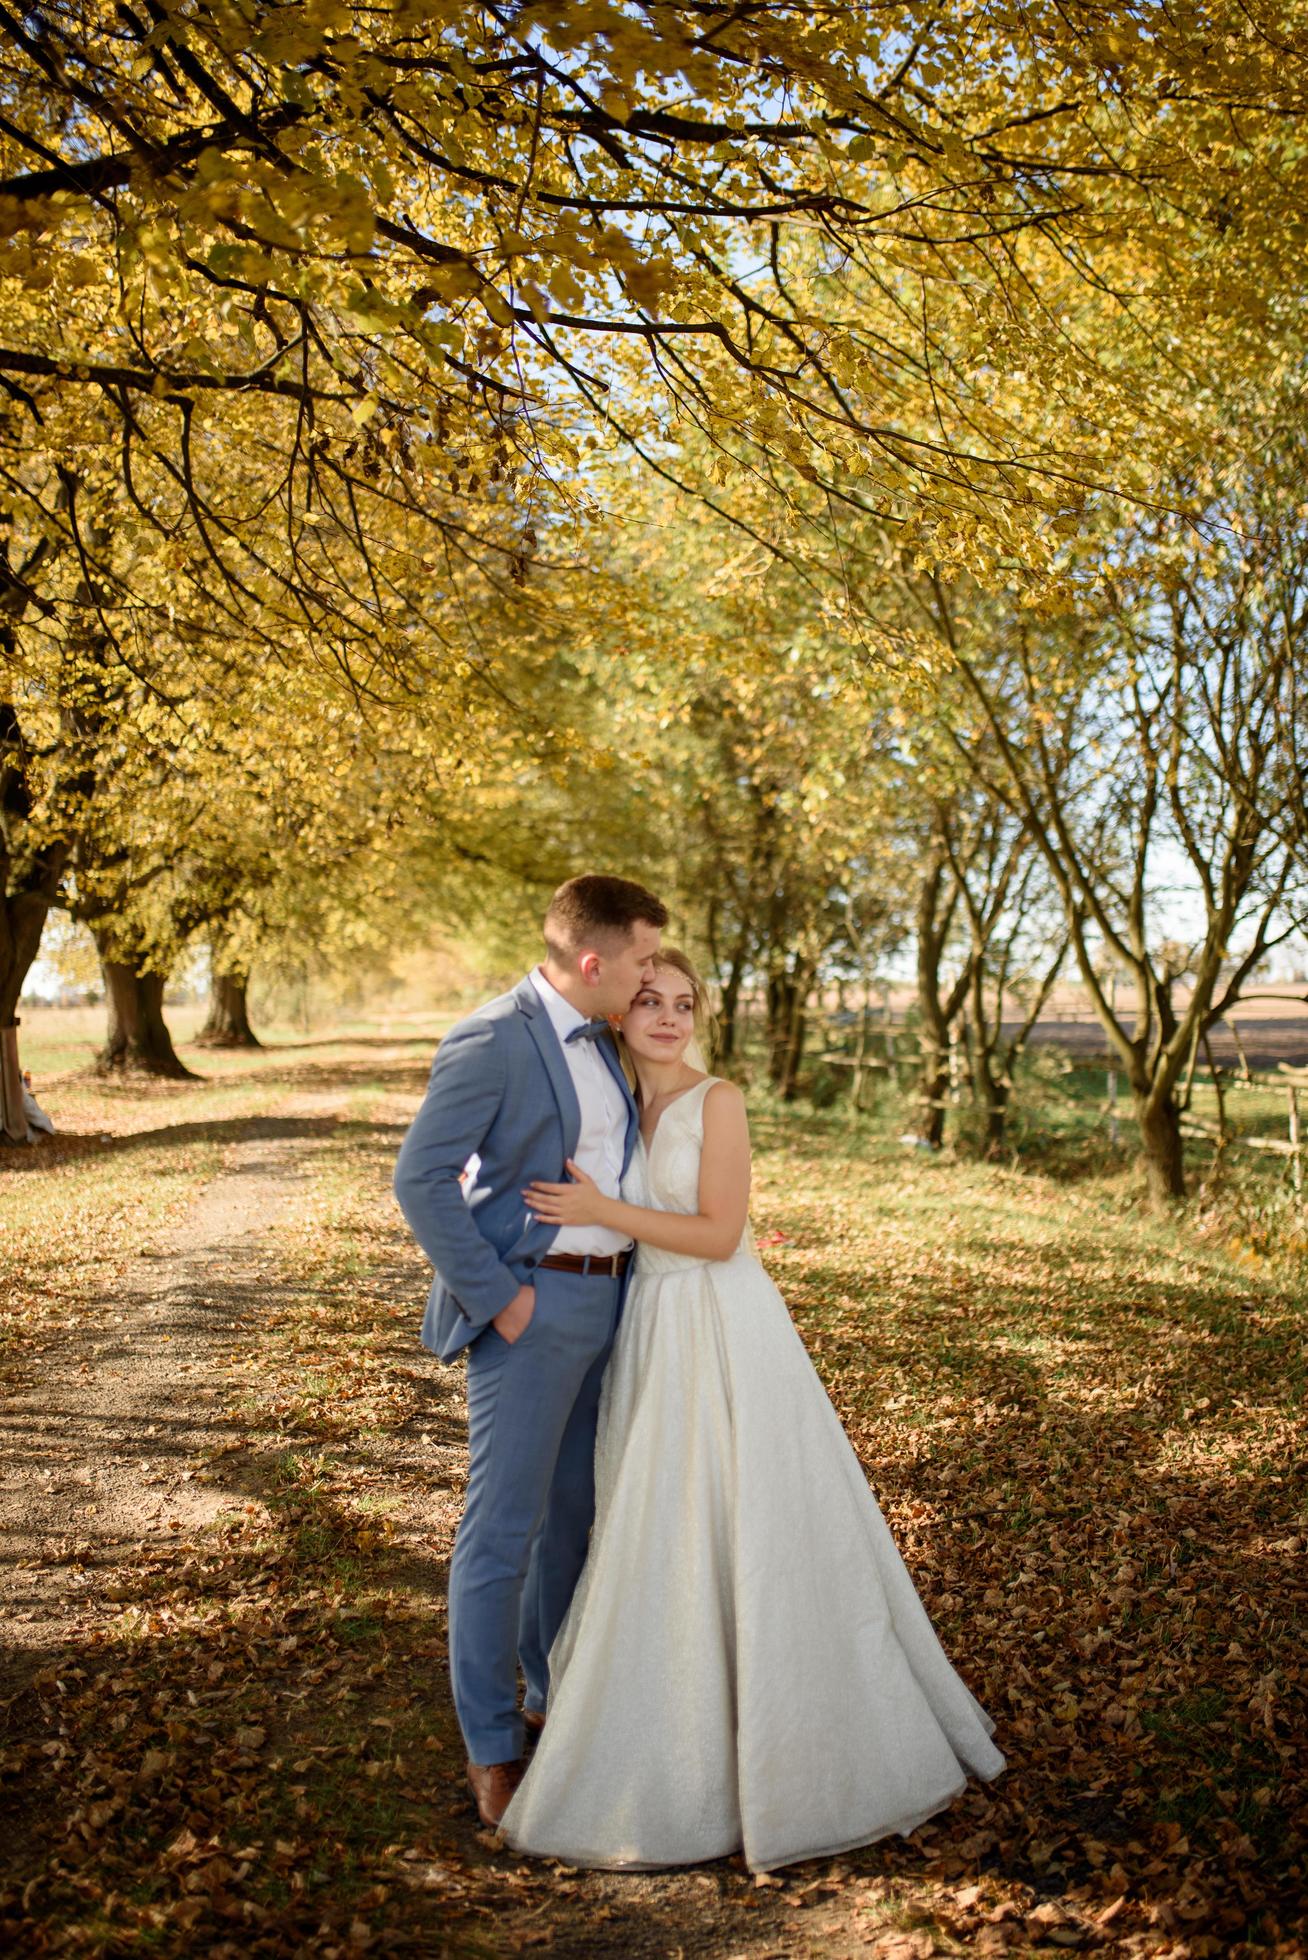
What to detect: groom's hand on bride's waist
<box><xmin>493</xmin><ymin>1284</ymin><xmax>536</xmax><ymax>1345</ymax></box>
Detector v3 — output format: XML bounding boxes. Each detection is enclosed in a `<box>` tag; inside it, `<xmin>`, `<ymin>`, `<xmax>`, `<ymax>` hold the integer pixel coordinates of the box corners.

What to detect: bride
<box><xmin>501</xmin><ymin>950</ymin><xmax>1004</xmax><ymax>1873</ymax></box>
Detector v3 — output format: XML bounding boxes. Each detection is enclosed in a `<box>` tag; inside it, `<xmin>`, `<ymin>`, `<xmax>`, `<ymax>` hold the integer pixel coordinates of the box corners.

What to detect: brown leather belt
<box><xmin>535</xmin><ymin>1249</ymin><xmax>633</xmax><ymax>1277</ymax></box>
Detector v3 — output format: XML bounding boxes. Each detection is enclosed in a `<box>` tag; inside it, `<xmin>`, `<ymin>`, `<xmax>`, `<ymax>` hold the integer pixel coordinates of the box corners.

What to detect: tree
<box><xmin>957</xmin><ymin>853</ymin><xmax>1068</xmax><ymax>1159</ymax></box>
<box><xmin>1</xmin><ymin>703</ymin><xmax>63</xmax><ymax>1136</ymax></box>
<box><xmin>1</xmin><ymin>384</ymin><xmax>583</xmax><ymax>1088</ymax></box>
<box><xmin>94</xmin><ymin>937</ymin><xmax>193</xmax><ymax>1077</ymax></box>
<box><xmin>939</xmin><ymin>465</ymin><xmax>1308</xmax><ymax>1202</ymax></box>
<box><xmin>906</xmin><ymin>798</ymin><xmax>975</xmax><ymax>1152</ymax></box>
<box><xmin>877</xmin><ymin>651</ymin><xmax>1073</xmax><ymax>1155</ymax></box>
<box><xmin>552</xmin><ymin>468</ymin><xmax>913</xmax><ymax>1093</ymax></box>
<box><xmin>6</xmin><ymin>0</ymin><xmax>1308</xmax><ymax>614</ymax></box>
<box><xmin>195</xmin><ymin>959</ymin><xmax>260</xmax><ymax>1050</ymax></box>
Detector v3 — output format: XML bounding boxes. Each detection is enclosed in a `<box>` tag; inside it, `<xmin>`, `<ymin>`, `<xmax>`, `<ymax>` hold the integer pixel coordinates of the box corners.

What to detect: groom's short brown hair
<box><xmin>543</xmin><ymin>874</ymin><xmax>668</xmax><ymax>956</ymax></box>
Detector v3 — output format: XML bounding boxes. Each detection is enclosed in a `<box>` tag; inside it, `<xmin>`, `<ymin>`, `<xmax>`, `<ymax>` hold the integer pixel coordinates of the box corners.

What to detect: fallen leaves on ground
<box><xmin>0</xmin><ymin>1042</ymin><xmax>1305</xmax><ymax>1956</ymax></box>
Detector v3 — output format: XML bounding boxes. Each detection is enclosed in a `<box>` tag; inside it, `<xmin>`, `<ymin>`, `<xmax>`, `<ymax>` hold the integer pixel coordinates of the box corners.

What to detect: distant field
<box><xmin>1019</xmin><ymin>1012</ymin><xmax>1308</xmax><ymax>1072</ymax></box>
<box><xmin>806</xmin><ymin>983</ymin><xmax>1308</xmax><ymax>1072</ymax></box>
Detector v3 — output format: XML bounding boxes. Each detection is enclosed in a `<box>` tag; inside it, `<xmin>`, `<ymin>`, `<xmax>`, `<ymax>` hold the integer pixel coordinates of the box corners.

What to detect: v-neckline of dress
<box><xmin>638</xmin><ymin>1076</ymin><xmax>711</xmax><ymax>1155</ymax></box>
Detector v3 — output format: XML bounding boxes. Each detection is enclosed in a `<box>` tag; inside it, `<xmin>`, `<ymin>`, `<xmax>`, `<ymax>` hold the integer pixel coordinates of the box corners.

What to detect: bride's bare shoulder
<box><xmin>701</xmin><ymin>1078</ymin><xmax>748</xmax><ymax>1123</ymax></box>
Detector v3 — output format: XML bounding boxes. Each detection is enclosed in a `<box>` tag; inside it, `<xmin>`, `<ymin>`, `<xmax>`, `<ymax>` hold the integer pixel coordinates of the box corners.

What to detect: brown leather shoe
<box><xmin>522</xmin><ymin>1709</ymin><xmax>546</xmax><ymax>1740</ymax></box>
<box><xmin>467</xmin><ymin>1758</ymin><xmax>524</xmax><ymax>1829</ymax></box>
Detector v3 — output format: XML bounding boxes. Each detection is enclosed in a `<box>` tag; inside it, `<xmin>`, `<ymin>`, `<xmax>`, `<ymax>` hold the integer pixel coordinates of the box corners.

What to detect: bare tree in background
<box><xmin>939</xmin><ymin>469</ymin><xmax>1308</xmax><ymax>1202</ymax></box>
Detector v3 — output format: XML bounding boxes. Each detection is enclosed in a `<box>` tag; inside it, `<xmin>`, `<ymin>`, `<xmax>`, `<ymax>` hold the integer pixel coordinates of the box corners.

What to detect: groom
<box><xmin>393</xmin><ymin>873</ymin><xmax>667</xmax><ymax>1825</ymax></box>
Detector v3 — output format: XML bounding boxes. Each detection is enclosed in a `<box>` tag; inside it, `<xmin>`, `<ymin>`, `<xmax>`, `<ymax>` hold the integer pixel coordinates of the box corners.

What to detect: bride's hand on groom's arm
<box><xmin>524</xmin><ymin>1162</ymin><xmax>607</xmax><ymax>1228</ymax></box>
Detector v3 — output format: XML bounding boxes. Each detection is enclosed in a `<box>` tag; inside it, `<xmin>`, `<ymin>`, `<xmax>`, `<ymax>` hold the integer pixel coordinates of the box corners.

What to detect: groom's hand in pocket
<box><xmin>493</xmin><ymin>1283</ymin><xmax>536</xmax><ymax>1345</ymax></box>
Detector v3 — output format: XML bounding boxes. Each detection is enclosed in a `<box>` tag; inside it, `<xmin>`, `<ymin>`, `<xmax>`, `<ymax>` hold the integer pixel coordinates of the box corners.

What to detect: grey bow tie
<box><xmin>566</xmin><ymin>1020</ymin><xmax>609</xmax><ymax>1045</ymax></box>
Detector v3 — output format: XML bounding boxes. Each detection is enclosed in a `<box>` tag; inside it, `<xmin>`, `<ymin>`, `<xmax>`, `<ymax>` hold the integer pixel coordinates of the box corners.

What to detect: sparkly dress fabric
<box><xmin>500</xmin><ymin>1078</ymin><xmax>1004</xmax><ymax>1873</ymax></box>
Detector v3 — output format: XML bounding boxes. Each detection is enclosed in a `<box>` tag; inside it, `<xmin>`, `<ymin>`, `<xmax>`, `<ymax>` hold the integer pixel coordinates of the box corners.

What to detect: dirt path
<box><xmin>0</xmin><ymin>1091</ymin><xmax>345</xmax><ymax>1662</ymax></box>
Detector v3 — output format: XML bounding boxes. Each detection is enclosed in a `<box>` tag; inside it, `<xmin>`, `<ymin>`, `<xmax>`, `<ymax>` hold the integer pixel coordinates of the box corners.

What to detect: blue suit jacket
<box><xmin>393</xmin><ymin>976</ymin><xmax>640</xmax><ymax>1360</ymax></box>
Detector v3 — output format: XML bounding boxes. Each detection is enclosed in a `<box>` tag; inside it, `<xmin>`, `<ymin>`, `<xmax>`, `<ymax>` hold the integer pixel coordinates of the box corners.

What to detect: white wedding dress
<box><xmin>501</xmin><ymin>1078</ymin><xmax>1004</xmax><ymax>1872</ymax></box>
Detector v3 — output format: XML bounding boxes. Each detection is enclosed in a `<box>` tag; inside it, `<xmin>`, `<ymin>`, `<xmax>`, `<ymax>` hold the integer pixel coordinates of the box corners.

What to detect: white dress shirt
<box><xmin>528</xmin><ymin>968</ymin><xmax>633</xmax><ymax>1256</ymax></box>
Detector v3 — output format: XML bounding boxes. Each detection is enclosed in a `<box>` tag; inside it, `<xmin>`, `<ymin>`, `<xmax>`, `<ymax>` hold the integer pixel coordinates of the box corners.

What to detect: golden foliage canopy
<box><xmin>4</xmin><ymin>0</ymin><xmax>1308</xmax><ymax>596</ymax></box>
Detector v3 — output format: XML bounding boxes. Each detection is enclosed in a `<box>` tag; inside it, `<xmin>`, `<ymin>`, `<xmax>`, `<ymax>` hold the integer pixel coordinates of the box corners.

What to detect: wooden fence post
<box><xmin>1290</xmin><ymin>1084</ymin><xmax>1303</xmax><ymax>1197</ymax></box>
<box><xmin>1227</xmin><ymin>1014</ymin><xmax>1254</xmax><ymax>1085</ymax></box>
<box><xmin>1106</xmin><ymin>971</ymin><xmax>1119</xmax><ymax>1146</ymax></box>
<box><xmin>1202</xmin><ymin>1030</ymin><xmax>1228</xmax><ymax>1150</ymax></box>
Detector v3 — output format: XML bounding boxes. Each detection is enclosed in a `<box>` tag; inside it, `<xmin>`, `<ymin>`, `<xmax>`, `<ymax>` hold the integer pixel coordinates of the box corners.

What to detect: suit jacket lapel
<box><xmin>515</xmin><ymin>978</ymin><xmax>582</xmax><ymax>1158</ymax></box>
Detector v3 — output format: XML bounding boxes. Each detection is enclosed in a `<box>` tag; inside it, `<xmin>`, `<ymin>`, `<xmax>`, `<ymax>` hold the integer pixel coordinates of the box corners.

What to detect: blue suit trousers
<box><xmin>450</xmin><ymin>1265</ymin><xmax>622</xmax><ymax>1765</ymax></box>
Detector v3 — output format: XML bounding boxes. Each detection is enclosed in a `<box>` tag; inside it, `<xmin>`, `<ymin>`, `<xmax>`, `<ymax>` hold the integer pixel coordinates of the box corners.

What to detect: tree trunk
<box><xmin>1</xmin><ymin>892</ymin><xmax>52</xmax><ymax>1027</ymax></box>
<box><xmin>98</xmin><ymin>959</ymin><xmax>194</xmax><ymax>1077</ymax></box>
<box><xmin>777</xmin><ymin>986</ymin><xmax>809</xmax><ymax>1102</ymax></box>
<box><xmin>1</xmin><ymin>941</ymin><xmax>38</xmax><ymax>1143</ymax></box>
<box><xmin>196</xmin><ymin>970</ymin><xmax>259</xmax><ymax>1048</ymax></box>
<box><xmin>1</xmin><ymin>700</ymin><xmax>67</xmax><ymax>1136</ymax></box>
<box><xmin>767</xmin><ymin>958</ymin><xmax>812</xmax><ymax>1099</ymax></box>
<box><xmin>1</xmin><ymin>891</ymin><xmax>58</xmax><ymax>1142</ymax></box>
<box><xmin>718</xmin><ymin>971</ymin><xmax>738</xmax><ymax>1063</ymax></box>
<box><xmin>0</xmin><ymin>1021</ymin><xmax>28</xmax><ymax>1143</ymax></box>
<box><xmin>765</xmin><ymin>970</ymin><xmax>793</xmax><ymax>1085</ymax></box>
<box><xmin>912</xmin><ymin>824</ymin><xmax>966</xmax><ymax>1149</ymax></box>
<box><xmin>851</xmin><ymin>989</ymin><xmax>873</xmax><ymax>1109</ymax></box>
<box><xmin>717</xmin><ymin>928</ymin><xmax>750</xmax><ymax>1064</ymax></box>
<box><xmin>966</xmin><ymin>966</ymin><xmax>1010</xmax><ymax>1156</ymax></box>
<box><xmin>917</xmin><ymin>1060</ymin><xmax>950</xmax><ymax>1148</ymax></box>
<box><xmin>977</xmin><ymin>1073</ymin><xmax>1010</xmax><ymax>1158</ymax></box>
<box><xmin>914</xmin><ymin>976</ymin><xmax>955</xmax><ymax>1147</ymax></box>
<box><xmin>1136</xmin><ymin>1090</ymin><xmax>1185</xmax><ymax>1204</ymax></box>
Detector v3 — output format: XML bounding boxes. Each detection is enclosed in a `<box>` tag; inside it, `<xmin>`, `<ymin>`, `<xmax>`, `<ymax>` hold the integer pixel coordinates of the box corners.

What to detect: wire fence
<box><xmin>806</xmin><ymin>1007</ymin><xmax>1307</xmax><ymax>1191</ymax></box>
